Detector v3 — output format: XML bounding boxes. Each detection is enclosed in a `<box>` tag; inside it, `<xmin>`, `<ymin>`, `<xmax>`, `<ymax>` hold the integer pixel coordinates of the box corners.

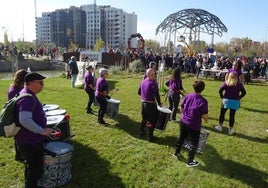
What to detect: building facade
<box><xmin>36</xmin><ymin>4</ymin><xmax>137</xmax><ymax>51</ymax></box>
<box><xmin>36</xmin><ymin>12</ymin><xmax>52</xmax><ymax>45</ymax></box>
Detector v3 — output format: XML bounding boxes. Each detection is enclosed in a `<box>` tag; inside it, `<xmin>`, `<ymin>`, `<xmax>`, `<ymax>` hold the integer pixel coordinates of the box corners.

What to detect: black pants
<box><xmin>168</xmin><ymin>92</ymin><xmax>180</xmax><ymax>120</ymax></box>
<box><xmin>85</xmin><ymin>88</ymin><xmax>95</xmax><ymax>112</ymax></box>
<box><xmin>175</xmin><ymin>121</ymin><xmax>200</xmax><ymax>163</ymax></box>
<box><xmin>219</xmin><ymin>106</ymin><xmax>236</xmax><ymax>127</ymax></box>
<box><xmin>17</xmin><ymin>142</ymin><xmax>44</xmax><ymax>188</ymax></box>
<box><xmin>96</xmin><ymin>96</ymin><xmax>107</xmax><ymax>122</ymax></box>
<box><xmin>140</xmin><ymin>102</ymin><xmax>158</xmax><ymax>140</ymax></box>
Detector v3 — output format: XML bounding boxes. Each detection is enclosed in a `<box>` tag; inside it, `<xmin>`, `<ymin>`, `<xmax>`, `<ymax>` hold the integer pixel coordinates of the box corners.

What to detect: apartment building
<box><xmin>36</xmin><ymin>4</ymin><xmax>137</xmax><ymax>51</ymax></box>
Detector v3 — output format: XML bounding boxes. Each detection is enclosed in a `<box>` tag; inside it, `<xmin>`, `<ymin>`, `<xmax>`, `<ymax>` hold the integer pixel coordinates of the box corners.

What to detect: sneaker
<box><xmin>228</xmin><ymin>128</ymin><xmax>234</xmax><ymax>135</ymax></box>
<box><xmin>186</xmin><ymin>160</ymin><xmax>199</xmax><ymax>167</ymax></box>
<box><xmin>214</xmin><ymin>125</ymin><xmax>222</xmax><ymax>132</ymax></box>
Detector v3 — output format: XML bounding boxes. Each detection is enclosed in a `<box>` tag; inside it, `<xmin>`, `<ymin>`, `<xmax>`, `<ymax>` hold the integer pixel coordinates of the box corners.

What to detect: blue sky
<box><xmin>1</xmin><ymin>0</ymin><xmax>268</xmax><ymax>45</ymax></box>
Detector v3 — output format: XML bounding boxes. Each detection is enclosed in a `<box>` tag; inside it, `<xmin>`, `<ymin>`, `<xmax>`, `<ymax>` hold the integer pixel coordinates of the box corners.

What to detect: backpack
<box><xmin>0</xmin><ymin>93</ymin><xmax>32</xmax><ymax>137</ymax></box>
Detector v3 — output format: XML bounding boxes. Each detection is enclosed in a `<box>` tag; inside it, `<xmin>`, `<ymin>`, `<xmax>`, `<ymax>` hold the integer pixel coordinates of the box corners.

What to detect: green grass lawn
<box><xmin>0</xmin><ymin>72</ymin><xmax>267</xmax><ymax>188</ymax></box>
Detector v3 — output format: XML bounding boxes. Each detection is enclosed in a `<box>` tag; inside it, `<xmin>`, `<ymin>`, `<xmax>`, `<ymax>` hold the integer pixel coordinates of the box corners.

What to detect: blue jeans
<box><xmin>71</xmin><ymin>74</ymin><xmax>78</xmax><ymax>88</ymax></box>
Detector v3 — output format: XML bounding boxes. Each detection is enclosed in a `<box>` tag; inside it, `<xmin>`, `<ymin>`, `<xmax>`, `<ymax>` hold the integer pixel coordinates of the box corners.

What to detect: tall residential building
<box><xmin>81</xmin><ymin>4</ymin><xmax>137</xmax><ymax>50</ymax></box>
<box><xmin>80</xmin><ymin>4</ymin><xmax>101</xmax><ymax>50</ymax></box>
<box><xmin>36</xmin><ymin>4</ymin><xmax>137</xmax><ymax>50</ymax></box>
<box><xmin>50</xmin><ymin>6</ymin><xmax>86</xmax><ymax>48</ymax></box>
<box><xmin>36</xmin><ymin>12</ymin><xmax>52</xmax><ymax>45</ymax></box>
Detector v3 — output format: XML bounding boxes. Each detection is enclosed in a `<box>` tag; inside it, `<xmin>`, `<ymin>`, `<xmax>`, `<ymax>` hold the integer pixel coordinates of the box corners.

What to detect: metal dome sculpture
<box><xmin>156</xmin><ymin>8</ymin><xmax>227</xmax><ymax>45</ymax></box>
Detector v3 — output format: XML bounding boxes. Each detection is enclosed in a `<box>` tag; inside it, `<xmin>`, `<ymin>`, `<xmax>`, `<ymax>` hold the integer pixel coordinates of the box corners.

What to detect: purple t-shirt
<box><xmin>180</xmin><ymin>93</ymin><xmax>208</xmax><ymax>131</ymax></box>
<box><xmin>228</xmin><ymin>68</ymin><xmax>242</xmax><ymax>79</ymax></box>
<box><xmin>84</xmin><ymin>71</ymin><xmax>94</xmax><ymax>90</ymax></box>
<box><xmin>15</xmin><ymin>88</ymin><xmax>47</xmax><ymax>144</ymax></box>
<box><xmin>167</xmin><ymin>78</ymin><xmax>183</xmax><ymax>94</ymax></box>
<box><xmin>8</xmin><ymin>86</ymin><xmax>22</xmax><ymax>100</ymax></box>
<box><xmin>140</xmin><ymin>78</ymin><xmax>160</xmax><ymax>102</ymax></box>
<box><xmin>95</xmin><ymin>77</ymin><xmax>109</xmax><ymax>98</ymax></box>
<box><xmin>219</xmin><ymin>82</ymin><xmax>245</xmax><ymax>100</ymax></box>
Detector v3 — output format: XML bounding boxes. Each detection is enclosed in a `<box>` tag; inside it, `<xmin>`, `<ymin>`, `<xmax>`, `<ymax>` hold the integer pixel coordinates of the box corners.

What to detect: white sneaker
<box><xmin>229</xmin><ymin>128</ymin><xmax>234</xmax><ymax>135</ymax></box>
<box><xmin>214</xmin><ymin>125</ymin><xmax>222</xmax><ymax>132</ymax></box>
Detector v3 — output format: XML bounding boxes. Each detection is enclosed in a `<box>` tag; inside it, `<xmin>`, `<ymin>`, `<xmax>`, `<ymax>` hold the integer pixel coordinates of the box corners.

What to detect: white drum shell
<box><xmin>155</xmin><ymin>106</ymin><xmax>171</xmax><ymax>130</ymax></box>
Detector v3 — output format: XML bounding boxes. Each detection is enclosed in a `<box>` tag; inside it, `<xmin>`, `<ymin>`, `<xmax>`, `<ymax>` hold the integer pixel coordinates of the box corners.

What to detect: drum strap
<box><xmin>141</xmin><ymin>100</ymin><xmax>155</xmax><ymax>104</ymax></box>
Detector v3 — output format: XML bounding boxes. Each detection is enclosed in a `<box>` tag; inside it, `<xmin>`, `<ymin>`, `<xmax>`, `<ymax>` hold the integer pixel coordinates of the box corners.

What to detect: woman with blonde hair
<box><xmin>215</xmin><ymin>72</ymin><xmax>246</xmax><ymax>135</ymax></box>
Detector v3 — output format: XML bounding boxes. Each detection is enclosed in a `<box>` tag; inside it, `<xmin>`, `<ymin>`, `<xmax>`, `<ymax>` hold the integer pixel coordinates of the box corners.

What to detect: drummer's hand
<box><xmin>42</xmin><ymin>128</ymin><xmax>53</xmax><ymax>136</ymax></box>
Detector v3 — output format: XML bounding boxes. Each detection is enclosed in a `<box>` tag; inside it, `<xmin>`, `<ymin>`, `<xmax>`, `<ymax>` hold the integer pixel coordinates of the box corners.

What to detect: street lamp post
<box><xmin>1</xmin><ymin>25</ymin><xmax>16</xmax><ymax>78</ymax></box>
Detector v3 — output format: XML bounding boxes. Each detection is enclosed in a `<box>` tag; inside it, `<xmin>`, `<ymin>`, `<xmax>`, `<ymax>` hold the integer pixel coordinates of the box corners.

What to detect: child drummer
<box><xmin>173</xmin><ymin>80</ymin><xmax>208</xmax><ymax>167</ymax></box>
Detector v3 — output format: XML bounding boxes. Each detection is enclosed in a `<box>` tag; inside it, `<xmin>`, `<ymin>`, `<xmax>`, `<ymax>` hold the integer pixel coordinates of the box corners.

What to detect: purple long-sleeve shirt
<box><xmin>15</xmin><ymin>88</ymin><xmax>47</xmax><ymax>144</ymax></box>
<box><xmin>219</xmin><ymin>82</ymin><xmax>246</xmax><ymax>100</ymax></box>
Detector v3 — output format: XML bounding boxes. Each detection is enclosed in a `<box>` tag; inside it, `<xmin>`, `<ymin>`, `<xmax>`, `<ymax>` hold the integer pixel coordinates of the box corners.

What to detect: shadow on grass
<box><xmin>114</xmin><ymin>113</ymin><xmax>178</xmax><ymax>147</ymax></box>
<box><xmin>200</xmin><ymin>144</ymin><xmax>268</xmax><ymax>188</ymax></box>
<box><xmin>114</xmin><ymin>113</ymin><xmax>140</xmax><ymax>138</ymax></box>
<box><xmin>67</xmin><ymin>140</ymin><xmax>125</xmax><ymax>188</ymax></box>
<box><xmin>204</xmin><ymin>126</ymin><xmax>268</xmax><ymax>144</ymax></box>
<box><xmin>241</xmin><ymin>107</ymin><xmax>268</xmax><ymax>114</ymax></box>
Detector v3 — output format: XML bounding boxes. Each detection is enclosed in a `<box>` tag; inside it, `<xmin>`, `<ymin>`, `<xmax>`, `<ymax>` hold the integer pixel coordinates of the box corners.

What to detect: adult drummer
<box><xmin>138</xmin><ymin>68</ymin><xmax>162</xmax><ymax>142</ymax></box>
<box><xmin>14</xmin><ymin>72</ymin><xmax>53</xmax><ymax>188</ymax></box>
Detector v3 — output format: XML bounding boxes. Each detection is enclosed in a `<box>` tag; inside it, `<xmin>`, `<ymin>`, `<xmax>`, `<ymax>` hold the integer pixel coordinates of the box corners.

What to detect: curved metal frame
<box><xmin>156</xmin><ymin>8</ymin><xmax>227</xmax><ymax>44</ymax></box>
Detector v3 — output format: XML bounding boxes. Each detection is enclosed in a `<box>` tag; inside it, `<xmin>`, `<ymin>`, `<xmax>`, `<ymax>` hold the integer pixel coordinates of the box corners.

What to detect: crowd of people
<box><xmin>128</xmin><ymin>50</ymin><xmax>267</xmax><ymax>83</ymax></box>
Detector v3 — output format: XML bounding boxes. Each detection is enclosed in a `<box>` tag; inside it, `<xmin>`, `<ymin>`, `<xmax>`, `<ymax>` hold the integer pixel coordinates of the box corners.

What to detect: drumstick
<box><xmin>110</xmin><ymin>88</ymin><xmax>119</xmax><ymax>97</ymax></box>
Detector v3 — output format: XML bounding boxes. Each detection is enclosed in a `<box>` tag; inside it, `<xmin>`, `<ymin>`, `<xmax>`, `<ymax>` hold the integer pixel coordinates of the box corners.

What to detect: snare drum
<box><xmin>155</xmin><ymin>106</ymin><xmax>172</xmax><ymax>130</ymax></box>
<box><xmin>46</xmin><ymin>115</ymin><xmax>71</xmax><ymax>141</ymax></box>
<box><xmin>38</xmin><ymin>141</ymin><xmax>73</xmax><ymax>188</ymax></box>
<box><xmin>183</xmin><ymin>128</ymin><xmax>209</xmax><ymax>154</ymax></box>
<box><xmin>105</xmin><ymin>98</ymin><xmax>120</xmax><ymax>118</ymax></box>
<box><xmin>43</xmin><ymin>104</ymin><xmax>59</xmax><ymax>112</ymax></box>
<box><xmin>46</xmin><ymin>109</ymin><xmax>67</xmax><ymax>116</ymax></box>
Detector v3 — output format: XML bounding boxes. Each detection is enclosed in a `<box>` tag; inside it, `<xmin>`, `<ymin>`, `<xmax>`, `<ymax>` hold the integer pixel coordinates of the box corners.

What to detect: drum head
<box><xmin>47</xmin><ymin>115</ymin><xmax>65</xmax><ymax>126</ymax></box>
<box><xmin>44</xmin><ymin>141</ymin><xmax>73</xmax><ymax>155</ymax></box>
<box><xmin>107</xmin><ymin>98</ymin><xmax>120</xmax><ymax>103</ymax></box>
<box><xmin>43</xmin><ymin>104</ymin><xmax>59</xmax><ymax>111</ymax></box>
<box><xmin>157</xmin><ymin>106</ymin><xmax>172</xmax><ymax>114</ymax></box>
<box><xmin>46</xmin><ymin>109</ymin><xmax>66</xmax><ymax>116</ymax></box>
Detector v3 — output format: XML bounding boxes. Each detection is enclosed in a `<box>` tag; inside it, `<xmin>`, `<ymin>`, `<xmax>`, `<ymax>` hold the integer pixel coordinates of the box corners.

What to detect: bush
<box><xmin>129</xmin><ymin>60</ymin><xmax>143</xmax><ymax>73</ymax></box>
<box><xmin>109</xmin><ymin>66</ymin><xmax>122</xmax><ymax>75</ymax></box>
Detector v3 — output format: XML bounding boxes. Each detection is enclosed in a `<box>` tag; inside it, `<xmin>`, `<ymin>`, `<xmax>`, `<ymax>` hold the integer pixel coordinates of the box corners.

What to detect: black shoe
<box><xmin>173</xmin><ymin>152</ymin><xmax>180</xmax><ymax>158</ymax></box>
<box><xmin>98</xmin><ymin>120</ymin><xmax>106</xmax><ymax>124</ymax></box>
<box><xmin>86</xmin><ymin>110</ymin><xmax>94</xmax><ymax>114</ymax></box>
<box><xmin>148</xmin><ymin>137</ymin><xmax>157</xmax><ymax>142</ymax></box>
<box><xmin>139</xmin><ymin>131</ymin><xmax>145</xmax><ymax>137</ymax></box>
